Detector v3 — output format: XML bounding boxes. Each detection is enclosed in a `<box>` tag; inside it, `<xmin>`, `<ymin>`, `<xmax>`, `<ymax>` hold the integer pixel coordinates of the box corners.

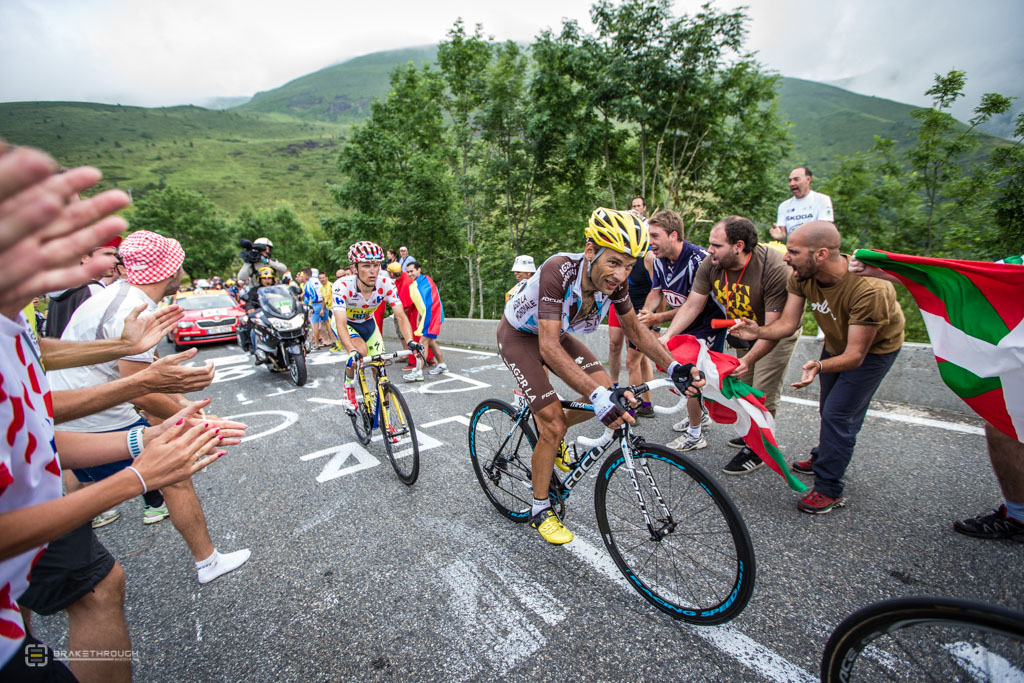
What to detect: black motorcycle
<box><xmin>238</xmin><ymin>285</ymin><xmax>308</xmax><ymax>386</ymax></box>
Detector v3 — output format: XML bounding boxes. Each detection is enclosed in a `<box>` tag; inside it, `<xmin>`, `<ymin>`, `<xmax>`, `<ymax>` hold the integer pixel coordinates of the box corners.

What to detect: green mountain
<box><xmin>0</xmin><ymin>46</ymin><xmax>1007</xmax><ymax>230</ymax></box>
<box><xmin>239</xmin><ymin>45</ymin><xmax>439</xmax><ymax>121</ymax></box>
<box><xmin>775</xmin><ymin>77</ymin><xmax>924</xmax><ymax>173</ymax></box>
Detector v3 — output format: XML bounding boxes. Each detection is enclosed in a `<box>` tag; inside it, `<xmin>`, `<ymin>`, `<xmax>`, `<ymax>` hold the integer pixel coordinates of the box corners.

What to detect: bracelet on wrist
<box><xmin>126</xmin><ymin>427</ymin><xmax>145</xmax><ymax>459</ymax></box>
<box><xmin>126</xmin><ymin>465</ymin><xmax>148</xmax><ymax>494</ymax></box>
<box><xmin>813</xmin><ymin>360</ymin><xmax>823</xmax><ymax>373</ymax></box>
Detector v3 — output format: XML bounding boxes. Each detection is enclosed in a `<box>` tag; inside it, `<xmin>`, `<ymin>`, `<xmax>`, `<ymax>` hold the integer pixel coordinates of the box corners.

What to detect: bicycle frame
<box><xmin>350</xmin><ymin>350</ymin><xmax>411</xmax><ymax>430</ymax></box>
<box><xmin>499</xmin><ymin>379</ymin><xmax>680</xmax><ymax>540</ymax></box>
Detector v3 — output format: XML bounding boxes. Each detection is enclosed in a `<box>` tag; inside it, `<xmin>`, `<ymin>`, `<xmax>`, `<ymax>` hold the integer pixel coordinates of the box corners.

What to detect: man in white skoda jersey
<box><xmin>770</xmin><ymin>166</ymin><xmax>833</xmax><ymax>241</ymax></box>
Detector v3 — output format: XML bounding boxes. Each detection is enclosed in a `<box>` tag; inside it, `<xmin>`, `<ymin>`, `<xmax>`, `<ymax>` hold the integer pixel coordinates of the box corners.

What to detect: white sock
<box><xmin>531</xmin><ymin>498</ymin><xmax>551</xmax><ymax>517</ymax></box>
<box><xmin>687</xmin><ymin>425</ymin><xmax>702</xmax><ymax>438</ymax></box>
<box><xmin>196</xmin><ymin>548</ymin><xmax>251</xmax><ymax>585</ymax></box>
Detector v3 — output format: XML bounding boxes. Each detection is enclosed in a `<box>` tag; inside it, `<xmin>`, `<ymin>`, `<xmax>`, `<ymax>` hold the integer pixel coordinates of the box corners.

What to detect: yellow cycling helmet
<box><xmin>586</xmin><ymin>207</ymin><xmax>648</xmax><ymax>257</ymax></box>
<box><xmin>257</xmin><ymin>266</ymin><xmax>275</xmax><ymax>279</ymax></box>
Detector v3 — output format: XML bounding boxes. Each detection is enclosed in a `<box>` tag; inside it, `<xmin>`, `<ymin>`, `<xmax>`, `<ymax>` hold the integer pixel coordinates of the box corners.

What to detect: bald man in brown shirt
<box><xmin>731</xmin><ymin>221</ymin><xmax>904</xmax><ymax>514</ymax></box>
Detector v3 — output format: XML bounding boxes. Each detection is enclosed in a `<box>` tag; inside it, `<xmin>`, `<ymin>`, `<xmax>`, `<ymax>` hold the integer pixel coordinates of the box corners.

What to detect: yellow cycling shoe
<box><xmin>530</xmin><ymin>508</ymin><xmax>574</xmax><ymax>545</ymax></box>
<box><xmin>554</xmin><ymin>440</ymin><xmax>573</xmax><ymax>472</ymax></box>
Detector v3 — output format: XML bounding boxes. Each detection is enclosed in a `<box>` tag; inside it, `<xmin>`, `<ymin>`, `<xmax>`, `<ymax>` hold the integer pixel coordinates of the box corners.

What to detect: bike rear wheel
<box><xmin>594</xmin><ymin>443</ymin><xmax>755</xmax><ymax>625</ymax></box>
<box><xmin>380</xmin><ymin>383</ymin><xmax>419</xmax><ymax>485</ymax></box>
<box><xmin>468</xmin><ymin>399</ymin><xmax>537</xmax><ymax>522</ymax></box>
<box><xmin>821</xmin><ymin>596</ymin><xmax>1024</xmax><ymax>682</ymax></box>
<box><xmin>349</xmin><ymin>385</ymin><xmax>373</xmax><ymax>446</ymax></box>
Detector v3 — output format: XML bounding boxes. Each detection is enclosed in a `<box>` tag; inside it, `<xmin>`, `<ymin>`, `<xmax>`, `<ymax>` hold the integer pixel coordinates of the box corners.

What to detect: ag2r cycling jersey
<box><xmin>503</xmin><ymin>252</ymin><xmax>633</xmax><ymax>335</ymax></box>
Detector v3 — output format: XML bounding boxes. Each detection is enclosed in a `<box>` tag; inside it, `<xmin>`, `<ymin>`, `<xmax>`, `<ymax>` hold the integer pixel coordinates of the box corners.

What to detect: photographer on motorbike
<box><xmin>237</xmin><ymin>237</ymin><xmax>287</xmax><ymax>283</ymax></box>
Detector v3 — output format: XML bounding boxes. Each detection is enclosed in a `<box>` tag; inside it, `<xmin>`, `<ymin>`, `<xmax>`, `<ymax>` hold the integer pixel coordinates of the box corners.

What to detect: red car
<box><xmin>167</xmin><ymin>290</ymin><xmax>245</xmax><ymax>351</ymax></box>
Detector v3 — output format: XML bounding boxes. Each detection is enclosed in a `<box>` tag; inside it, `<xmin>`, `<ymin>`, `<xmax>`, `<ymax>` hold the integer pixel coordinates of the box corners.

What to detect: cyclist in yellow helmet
<box><xmin>499</xmin><ymin>208</ymin><xmax>706</xmax><ymax>544</ymax></box>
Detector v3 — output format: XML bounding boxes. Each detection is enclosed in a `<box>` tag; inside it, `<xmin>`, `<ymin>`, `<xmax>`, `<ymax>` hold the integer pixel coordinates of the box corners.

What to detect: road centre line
<box><xmin>564</xmin><ymin>534</ymin><xmax>815</xmax><ymax>683</ymax></box>
<box><xmin>780</xmin><ymin>396</ymin><xmax>984</xmax><ymax>435</ymax></box>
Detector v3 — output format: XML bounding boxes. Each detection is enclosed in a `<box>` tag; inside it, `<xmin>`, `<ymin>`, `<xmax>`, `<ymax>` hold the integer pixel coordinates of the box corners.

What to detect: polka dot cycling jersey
<box><xmin>331</xmin><ymin>273</ymin><xmax>400</xmax><ymax>323</ymax></box>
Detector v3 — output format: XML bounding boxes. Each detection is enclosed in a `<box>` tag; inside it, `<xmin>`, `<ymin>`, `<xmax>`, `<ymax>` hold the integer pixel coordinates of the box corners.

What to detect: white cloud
<box><xmin>1</xmin><ymin>0</ymin><xmax>1020</xmax><ymax>125</ymax></box>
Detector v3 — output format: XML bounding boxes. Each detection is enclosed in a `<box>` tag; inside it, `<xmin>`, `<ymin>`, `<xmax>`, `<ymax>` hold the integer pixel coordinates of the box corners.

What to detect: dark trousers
<box><xmin>812</xmin><ymin>349</ymin><xmax>900</xmax><ymax>497</ymax></box>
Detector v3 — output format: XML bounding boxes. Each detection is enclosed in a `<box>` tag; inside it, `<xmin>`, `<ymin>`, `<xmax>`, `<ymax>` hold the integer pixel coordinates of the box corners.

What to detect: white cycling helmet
<box><xmin>511</xmin><ymin>255</ymin><xmax>536</xmax><ymax>273</ymax></box>
<box><xmin>253</xmin><ymin>237</ymin><xmax>273</xmax><ymax>248</ymax></box>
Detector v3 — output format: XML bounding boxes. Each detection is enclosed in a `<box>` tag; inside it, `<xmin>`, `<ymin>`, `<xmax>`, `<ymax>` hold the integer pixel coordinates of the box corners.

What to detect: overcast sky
<box><xmin>2</xmin><ymin>0</ymin><xmax>1021</xmax><ymax>125</ymax></box>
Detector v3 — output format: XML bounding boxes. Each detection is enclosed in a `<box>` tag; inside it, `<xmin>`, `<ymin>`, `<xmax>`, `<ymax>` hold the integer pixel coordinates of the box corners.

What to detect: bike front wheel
<box><xmin>821</xmin><ymin>596</ymin><xmax>1024</xmax><ymax>682</ymax></box>
<box><xmin>594</xmin><ymin>443</ymin><xmax>755</xmax><ymax>625</ymax></box>
<box><xmin>380</xmin><ymin>383</ymin><xmax>419</xmax><ymax>485</ymax></box>
<box><xmin>468</xmin><ymin>399</ymin><xmax>537</xmax><ymax>522</ymax></box>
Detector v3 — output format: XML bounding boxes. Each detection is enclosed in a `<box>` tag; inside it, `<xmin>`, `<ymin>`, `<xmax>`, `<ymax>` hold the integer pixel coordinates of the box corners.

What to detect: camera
<box><xmin>239</xmin><ymin>239</ymin><xmax>269</xmax><ymax>265</ymax></box>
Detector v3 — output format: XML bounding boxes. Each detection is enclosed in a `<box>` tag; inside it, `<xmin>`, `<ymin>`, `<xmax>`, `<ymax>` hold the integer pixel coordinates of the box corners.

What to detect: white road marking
<box><xmin>210</xmin><ymin>365</ymin><xmax>257</xmax><ymax>383</ymax></box>
<box><xmin>781</xmin><ymin>396</ymin><xmax>984</xmax><ymax>435</ymax></box>
<box><xmin>369</xmin><ymin>428</ymin><xmax>443</xmax><ymax>458</ymax></box>
<box><xmin>421</xmin><ymin>415</ymin><xmax>491</xmax><ymax>431</ymax></box>
<box><xmin>564</xmin><ymin>534</ymin><xmax>815</xmax><ymax>683</ymax></box>
<box><xmin>235</xmin><ymin>392</ymin><xmax>252</xmax><ymax>405</ymax></box>
<box><xmin>414</xmin><ymin>371</ymin><xmax>490</xmax><ymax>395</ymax></box>
<box><xmin>440</xmin><ymin>556</ymin><xmax>565</xmax><ymax>680</ymax></box>
<box><xmin>204</xmin><ymin>353</ymin><xmax>250</xmax><ymax>366</ymax></box>
<box><xmin>439</xmin><ymin>346</ymin><xmax>496</xmax><ymax>357</ymax></box>
<box><xmin>222</xmin><ymin>410</ymin><xmax>299</xmax><ymax>442</ymax></box>
<box><xmin>307</xmin><ymin>397</ymin><xmax>348</xmax><ymax>406</ymax></box>
<box><xmin>302</xmin><ymin>443</ymin><xmax>379</xmax><ymax>482</ymax></box>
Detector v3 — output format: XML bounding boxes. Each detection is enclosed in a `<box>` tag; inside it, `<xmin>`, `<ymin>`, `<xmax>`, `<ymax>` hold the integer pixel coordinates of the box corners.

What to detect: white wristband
<box><xmin>126</xmin><ymin>465</ymin><xmax>147</xmax><ymax>494</ymax></box>
<box><xmin>126</xmin><ymin>427</ymin><xmax>145</xmax><ymax>459</ymax></box>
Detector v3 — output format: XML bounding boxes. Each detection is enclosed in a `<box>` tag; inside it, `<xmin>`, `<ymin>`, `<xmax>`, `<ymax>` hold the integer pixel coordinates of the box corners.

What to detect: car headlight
<box><xmin>177</xmin><ymin>321</ymin><xmax>195</xmax><ymax>329</ymax></box>
<box><xmin>269</xmin><ymin>315</ymin><xmax>304</xmax><ymax>331</ymax></box>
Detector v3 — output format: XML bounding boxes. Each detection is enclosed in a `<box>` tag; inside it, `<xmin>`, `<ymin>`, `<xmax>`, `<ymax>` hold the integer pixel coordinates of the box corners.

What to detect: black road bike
<box><xmin>467</xmin><ymin>378</ymin><xmax>755</xmax><ymax>625</ymax></box>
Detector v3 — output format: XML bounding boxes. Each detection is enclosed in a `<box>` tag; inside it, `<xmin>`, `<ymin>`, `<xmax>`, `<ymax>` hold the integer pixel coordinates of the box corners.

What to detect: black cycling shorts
<box><xmin>18</xmin><ymin>522</ymin><xmax>116</xmax><ymax>616</ymax></box>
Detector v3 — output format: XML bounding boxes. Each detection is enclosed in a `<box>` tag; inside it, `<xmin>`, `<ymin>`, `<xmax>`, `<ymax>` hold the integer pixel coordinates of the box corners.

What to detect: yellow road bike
<box><xmin>346</xmin><ymin>350</ymin><xmax>419</xmax><ymax>485</ymax></box>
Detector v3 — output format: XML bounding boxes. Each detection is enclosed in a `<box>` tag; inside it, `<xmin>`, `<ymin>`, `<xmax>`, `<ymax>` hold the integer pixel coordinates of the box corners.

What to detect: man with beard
<box><xmin>731</xmin><ymin>221</ymin><xmax>904</xmax><ymax>514</ymax></box>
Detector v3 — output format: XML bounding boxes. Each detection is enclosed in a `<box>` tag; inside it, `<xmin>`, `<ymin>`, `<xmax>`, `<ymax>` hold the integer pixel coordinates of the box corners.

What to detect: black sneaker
<box><xmin>722</xmin><ymin>448</ymin><xmax>764</xmax><ymax>475</ymax></box>
<box><xmin>953</xmin><ymin>505</ymin><xmax>1024</xmax><ymax>543</ymax></box>
<box><xmin>635</xmin><ymin>405</ymin><xmax>655</xmax><ymax>419</ymax></box>
<box><xmin>727</xmin><ymin>436</ymin><xmax>745</xmax><ymax>448</ymax></box>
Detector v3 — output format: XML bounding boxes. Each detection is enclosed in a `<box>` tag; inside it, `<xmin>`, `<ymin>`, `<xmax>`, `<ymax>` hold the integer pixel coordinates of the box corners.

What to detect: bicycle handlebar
<box><xmin>621</xmin><ymin>378</ymin><xmax>686</xmax><ymax>415</ymax></box>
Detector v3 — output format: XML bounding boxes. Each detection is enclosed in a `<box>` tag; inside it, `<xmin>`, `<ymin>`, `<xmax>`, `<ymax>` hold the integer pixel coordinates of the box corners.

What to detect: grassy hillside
<box><xmin>239</xmin><ymin>45</ymin><xmax>439</xmax><ymax>122</ymax></box>
<box><xmin>0</xmin><ymin>101</ymin><xmax>347</xmax><ymax>227</ymax></box>
<box><xmin>778</xmin><ymin>77</ymin><xmax>1006</xmax><ymax>178</ymax></box>
<box><xmin>777</xmin><ymin>77</ymin><xmax>922</xmax><ymax>174</ymax></box>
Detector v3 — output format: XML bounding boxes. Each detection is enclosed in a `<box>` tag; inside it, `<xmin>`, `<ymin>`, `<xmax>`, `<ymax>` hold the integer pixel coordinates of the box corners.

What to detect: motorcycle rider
<box><xmin>237</xmin><ymin>237</ymin><xmax>287</xmax><ymax>283</ymax></box>
<box><xmin>243</xmin><ymin>266</ymin><xmax>277</xmax><ymax>356</ymax></box>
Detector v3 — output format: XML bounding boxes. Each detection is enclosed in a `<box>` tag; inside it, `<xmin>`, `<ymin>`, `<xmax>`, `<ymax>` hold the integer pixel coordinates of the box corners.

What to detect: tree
<box><xmin>437</xmin><ymin>21</ymin><xmax>493</xmax><ymax>317</ymax></box>
<box><xmin>906</xmin><ymin>70</ymin><xmax>1013</xmax><ymax>255</ymax></box>
<box><xmin>129</xmin><ymin>187</ymin><xmax>234</xmax><ymax>279</ymax></box>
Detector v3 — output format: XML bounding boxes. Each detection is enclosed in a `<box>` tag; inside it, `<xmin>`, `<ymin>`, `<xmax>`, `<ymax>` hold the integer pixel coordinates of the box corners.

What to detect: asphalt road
<box><xmin>33</xmin><ymin>338</ymin><xmax>1021</xmax><ymax>682</ymax></box>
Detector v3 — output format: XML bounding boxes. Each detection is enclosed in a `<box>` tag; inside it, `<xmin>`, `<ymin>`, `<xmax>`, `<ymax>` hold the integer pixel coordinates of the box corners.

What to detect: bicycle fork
<box><xmin>619</xmin><ymin>429</ymin><xmax>676</xmax><ymax>541</ymax></box>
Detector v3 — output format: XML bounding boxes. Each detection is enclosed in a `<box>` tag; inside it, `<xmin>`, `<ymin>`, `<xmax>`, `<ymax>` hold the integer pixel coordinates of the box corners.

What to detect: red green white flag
<box><xmin>854</xmin><ymin>249</ymin><xmax>1024</xmax><ymax>442</ymax></box>
<box><xmin>666</xmin><ymin>335</ymin><xmax>808</xmax><ymax>492</ymax></box>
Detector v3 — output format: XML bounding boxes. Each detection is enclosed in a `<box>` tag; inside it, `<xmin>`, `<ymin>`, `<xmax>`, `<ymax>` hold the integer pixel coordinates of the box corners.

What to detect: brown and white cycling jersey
<box><xmin>502</xmin><ymin>252</ymin><xmax>632</xmax><ymax>335</ymax></box>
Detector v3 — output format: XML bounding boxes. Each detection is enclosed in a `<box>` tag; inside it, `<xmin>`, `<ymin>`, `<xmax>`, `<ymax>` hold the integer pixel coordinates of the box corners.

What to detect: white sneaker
<box><xmin>672</xmin><ymin>419</ymin><xmax>689</xmax><ymax>432</ymax></box>
<box><xmin>197</xmin><ymin>549</ymin><xmax>251</xmax><ymax>584</ymax></box>
<box><xmin>403</xmin><ymin>368</ymin><xmax>424</xmax><ymax>382</ymax></box>
<box><xmin>92</xmin><ymin>508</ymin><xmax>120</xmax><ymax>529</ymax></box>
<box><xmin>428</xmin><ymin>363</ymin><xmax>449</xmax><ymax>376</ymax></box>
<box><xmin>667</xmin><ymin>433</ymin><xmax>707</xmax><ymax>452</ymax></box>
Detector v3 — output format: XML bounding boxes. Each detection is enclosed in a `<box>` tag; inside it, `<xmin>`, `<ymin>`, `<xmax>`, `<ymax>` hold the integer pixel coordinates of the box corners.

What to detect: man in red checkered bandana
<box><xmin>120</xmin><ymin>230</ymin><xmax>185</xmax><ymax>288</ymax></box>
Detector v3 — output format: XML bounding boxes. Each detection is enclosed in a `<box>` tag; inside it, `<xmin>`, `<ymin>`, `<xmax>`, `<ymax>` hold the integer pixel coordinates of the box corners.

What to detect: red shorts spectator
<box><xmin>608</xmin><ymin>305</ymin><xmax>621</xmax><ymax>328</ymax></box>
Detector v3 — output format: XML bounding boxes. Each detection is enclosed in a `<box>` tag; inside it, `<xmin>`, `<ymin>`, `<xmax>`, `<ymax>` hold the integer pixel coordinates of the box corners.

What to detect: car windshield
<box><xmin>258</xmin><ymin>285</ymin><xmax>298</xmax><ymax>316</ymax></box>
<box><xmin>177</xmin><ymin>295</ymin><xmax>236</xmax><ymax>311</ymax></box>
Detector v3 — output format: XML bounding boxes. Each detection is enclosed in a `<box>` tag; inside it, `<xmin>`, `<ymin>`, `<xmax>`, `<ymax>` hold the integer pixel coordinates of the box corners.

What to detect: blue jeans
<box><xmin>812</xmin><ymin>349</ymin><xmax>899</xmax><ymax>498</ymax></box>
